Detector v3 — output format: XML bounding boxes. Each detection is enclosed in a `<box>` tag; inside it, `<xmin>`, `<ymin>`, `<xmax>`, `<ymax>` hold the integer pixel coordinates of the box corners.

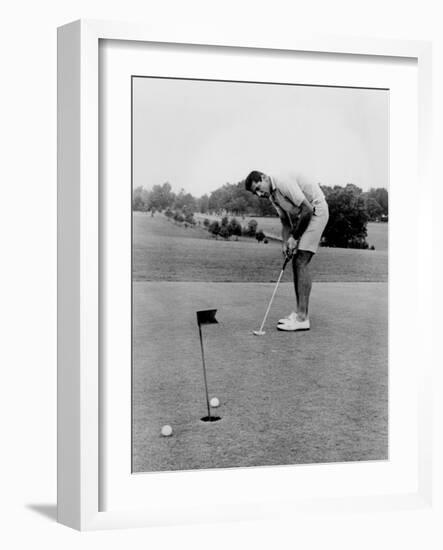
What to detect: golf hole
<box><xmin>200</xmin><ymin>415</ymin><xmax>222</xmax><ymax>422</ymax></box>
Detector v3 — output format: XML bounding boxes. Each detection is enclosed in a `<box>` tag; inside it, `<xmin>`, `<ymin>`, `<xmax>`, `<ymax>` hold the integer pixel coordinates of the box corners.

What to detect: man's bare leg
<box><xmin>292</xmin><ymin>259</ymin><xmax>299</xmax><ymax>314</ymax></box>
<box><xmin>292</xmin><ymin>250</ymin><xmax>314</xmax><ymax>322</ymax></box>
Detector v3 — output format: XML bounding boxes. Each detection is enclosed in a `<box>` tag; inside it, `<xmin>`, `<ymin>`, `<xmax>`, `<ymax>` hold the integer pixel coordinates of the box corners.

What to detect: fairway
<box><xmin>133</xmin><ymin>213</ymin><xmax>388</xmax><ymax>282</ymax></box>
<box><xmin>366</xmin><ymin>221</ymin><xmax>388</xmax><ymax>251</ymax></box>
<box><xmin>133</xmin><ymin>281</ymin><xmax>388</xmax><ymax>472</ymax></box>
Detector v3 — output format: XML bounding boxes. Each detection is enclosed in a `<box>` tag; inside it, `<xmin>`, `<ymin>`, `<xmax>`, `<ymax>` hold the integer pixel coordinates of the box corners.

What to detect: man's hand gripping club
<box><xmin>282</xmin><ymin>235</ymin><xmax>298</xmax><ymax>260</ymax></box>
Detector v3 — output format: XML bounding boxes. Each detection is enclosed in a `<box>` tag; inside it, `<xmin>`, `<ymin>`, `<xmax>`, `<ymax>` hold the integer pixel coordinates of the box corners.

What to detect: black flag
<box><xmin>196</xmin><ymin>309</ymin><xmax>220</xmax><ymax>421</ymax></box>
<box><xmin>196</xmin><ymin>309</ymin><xmax>218</xmax><ymax>326</ymax></box>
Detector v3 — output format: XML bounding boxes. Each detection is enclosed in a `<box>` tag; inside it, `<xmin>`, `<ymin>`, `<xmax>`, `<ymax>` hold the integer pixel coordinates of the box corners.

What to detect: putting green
<box><xmin>132</xmin><ymin>281</ymin><xmax>388</xmax><ymax>472</ymax></box>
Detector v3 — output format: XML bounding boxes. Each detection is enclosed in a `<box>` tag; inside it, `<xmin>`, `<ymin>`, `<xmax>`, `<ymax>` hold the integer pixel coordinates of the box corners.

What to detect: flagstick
<box><xmin>198</xmin><ymin>323</ymin><xmax>211</xmax><ymax>418</ymax></box>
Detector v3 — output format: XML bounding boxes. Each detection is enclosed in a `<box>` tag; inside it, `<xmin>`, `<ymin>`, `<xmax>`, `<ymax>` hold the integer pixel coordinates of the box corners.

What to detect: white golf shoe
<box><xmin>277</xmin><ymin>317</ymin><xmax>310</xmax><ymax>331</ymax></box>
<box><xmin>278</xmin><ymin>311</ymin><xmax>298</xmax><ymax>324</ymax></box>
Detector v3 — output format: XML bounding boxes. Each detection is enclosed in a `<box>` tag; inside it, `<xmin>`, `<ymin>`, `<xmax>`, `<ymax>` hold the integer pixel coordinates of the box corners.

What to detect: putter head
<box><xmin>253</xmin><ymin>330</ymin><xmax>266</xmax><ymax>336</ymax></box>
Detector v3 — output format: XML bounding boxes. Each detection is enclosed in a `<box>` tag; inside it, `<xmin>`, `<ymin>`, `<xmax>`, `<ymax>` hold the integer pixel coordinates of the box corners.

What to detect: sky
<box><xmin>133</xmin><ymin>77</ymin><xmax>389</xmax><ymax>198</ymax></box>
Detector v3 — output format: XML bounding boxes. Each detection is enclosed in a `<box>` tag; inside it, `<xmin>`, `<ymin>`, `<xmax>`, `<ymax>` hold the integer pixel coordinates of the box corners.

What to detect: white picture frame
<box><xmin>57</xmin><ymin>19</ymin><xmax>433</xmax><ymax>531</ymax></box>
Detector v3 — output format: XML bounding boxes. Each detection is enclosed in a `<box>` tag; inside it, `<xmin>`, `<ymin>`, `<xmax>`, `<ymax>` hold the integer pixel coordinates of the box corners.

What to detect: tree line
<box><xmin>132</xmin><ymin>181</ymin><xmax>276</xmax><ymax>217</ymax></box>
<box><xmin>133</xmin><ymin>181</ymin><xmax>388</xmax><ymax>249</ymax></box>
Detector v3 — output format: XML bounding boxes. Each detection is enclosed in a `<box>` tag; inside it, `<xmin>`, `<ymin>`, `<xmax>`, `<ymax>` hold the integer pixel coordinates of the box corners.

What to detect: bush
<box><xmin>245</xmin><ymin>219</ymin><xmax>258</xmax><ymax>237</ymax></box>
<box><xmin>208</xmin><ymin>220</ymin><xmax>220</xmax><ymax>237</ymax></box>
<box><xmin>228</xmin><ymin>217</ymin><xmax>242</xmax><ymax>237</ymax></box>
<box><xmin>185</xmin><ymin>212</ymin><xmax>195</xmax><ymax>225</ymax></box>
<box><xmin>256</xmin><ymin>230</ymin><xmax>265</xmax><ymax>243</ymax></box>
<box><xmin>264</xmin><ymin>239</ymin><xmax>268</xmax><ymax>244</ymax></box>
<box><xmin>219</xmin><ymin>226</ymin><xmax>230</xmax><ymax>240</ymax></box>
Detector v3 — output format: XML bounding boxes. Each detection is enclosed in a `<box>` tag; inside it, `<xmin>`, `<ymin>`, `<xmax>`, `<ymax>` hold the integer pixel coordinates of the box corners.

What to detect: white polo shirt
<box><xmin>270</xmin><ymin>173</ymin><xmax>325</xmax><ymax>212</ymax></box>
<box><xmin>269</xmin><ymin>173</ymin><xmax>329</xmax><ymax>253</ymax></box>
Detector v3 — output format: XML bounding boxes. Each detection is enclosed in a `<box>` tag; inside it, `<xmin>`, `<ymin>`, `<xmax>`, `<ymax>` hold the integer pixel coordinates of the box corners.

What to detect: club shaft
<box><xmin>257</xmin><ymin>268</ymin><xmax>285</xmax><ymax>333</ymax></box>
<box><xmin>198</xmin><ymin>324</ymin><xmax>211</xmax><ymax>417</ymax></box>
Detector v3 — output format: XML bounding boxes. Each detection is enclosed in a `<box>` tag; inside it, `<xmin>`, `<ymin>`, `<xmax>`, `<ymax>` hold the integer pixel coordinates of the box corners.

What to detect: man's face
<box><xmin>251</xmin><ymin>176</ymin><xmax>271</xmax><ymax>198</ymax></box>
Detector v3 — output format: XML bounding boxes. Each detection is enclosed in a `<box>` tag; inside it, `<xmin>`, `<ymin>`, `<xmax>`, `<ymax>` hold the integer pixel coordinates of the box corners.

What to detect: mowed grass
<box><xmin>132</xmin><ymin>281</ymin><xmax>388</xmax><ymax>472</ymax></box>
<box><xmin>133</xmin><ymin>212</ymin><xmax>388</xmax><ymax>282</ymax></box>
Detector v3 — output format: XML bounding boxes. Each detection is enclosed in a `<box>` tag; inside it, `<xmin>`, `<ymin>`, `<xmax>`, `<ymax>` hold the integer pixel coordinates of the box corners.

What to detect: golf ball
<box><xmin>210</xmin><ymin>397</ymin><xmax>220</xmax><ymax>408</ymax></box>
<box><xmin>161</xmin><ymin>425</ymin><xmax>173</xmax><ymax>437</ymax></box>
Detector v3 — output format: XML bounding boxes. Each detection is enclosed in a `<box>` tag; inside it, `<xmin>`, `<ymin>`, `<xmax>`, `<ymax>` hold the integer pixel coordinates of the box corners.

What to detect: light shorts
<box><xmin>297</xmin><ymin>199</ymin><xmax>329</xmax><ymax>254</ymax></box>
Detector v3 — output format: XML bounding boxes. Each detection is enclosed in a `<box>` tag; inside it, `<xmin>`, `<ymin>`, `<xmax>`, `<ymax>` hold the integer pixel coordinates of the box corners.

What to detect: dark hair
<box><xmin>244</xmin><ymin>171</ymin><xmax>264</xmax><ymax>192</ymax></box>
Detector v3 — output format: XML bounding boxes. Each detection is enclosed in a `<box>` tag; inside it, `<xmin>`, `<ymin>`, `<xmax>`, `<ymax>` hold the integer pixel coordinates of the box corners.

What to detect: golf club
<box><xmin>253</xmin><ymin>255</ymin><xmax>291</xmax><ymax>336</ymax></box>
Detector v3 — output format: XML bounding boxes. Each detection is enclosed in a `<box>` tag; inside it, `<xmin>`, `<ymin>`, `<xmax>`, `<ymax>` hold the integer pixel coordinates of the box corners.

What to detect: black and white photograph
<box><xmin>131</xmin><ymin>76</ymin><xmax>389</xmax><ymax>473</ymax></box>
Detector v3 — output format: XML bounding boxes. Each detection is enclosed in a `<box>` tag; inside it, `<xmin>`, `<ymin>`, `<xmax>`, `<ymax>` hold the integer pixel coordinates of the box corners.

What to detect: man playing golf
<box><xmin>245</xmin><ymin>171</ymin><xmax>329</xmax><ymax>331</ymax></box>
